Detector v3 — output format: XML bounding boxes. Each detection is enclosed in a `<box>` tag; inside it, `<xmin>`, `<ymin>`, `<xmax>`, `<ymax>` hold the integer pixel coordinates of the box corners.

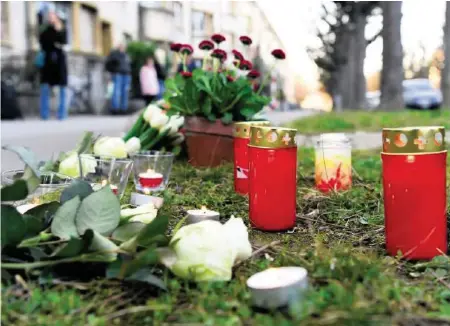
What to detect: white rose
<box><xmin>223</xmin><ymin>216</ymin><xmax>252</xmax><ymax>262</ymax></box>
<box><xmin>143</xmin><ymin>104</ymin><xmax>163</xmax><ymax>123</ymax></box>
<box><xmin>93</xmin><ymin>137</ymin><xmax>127</xmax><ymax>158</ymax></box>
<box><xmin>125</xmin><ymin>137</ymin><xmax>141</xmax><ymax>155</ymax></box>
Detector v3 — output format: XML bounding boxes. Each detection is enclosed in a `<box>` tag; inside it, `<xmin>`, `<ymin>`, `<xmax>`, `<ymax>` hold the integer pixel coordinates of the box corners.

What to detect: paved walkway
<box><xmin>1</xmin><ymin>110</ymin><xmax>318</xmax><ymax>172</ymax></box>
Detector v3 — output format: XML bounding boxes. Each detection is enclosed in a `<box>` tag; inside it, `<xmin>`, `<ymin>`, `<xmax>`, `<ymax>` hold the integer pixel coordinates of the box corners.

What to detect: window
<box><xmin>191</xmin><ymin>10</ymin><xmax>213</xmax><ymax>37</ymax></box>
<box><xmin>173</xmin><ymin>1</ymin><xmax>183</xmax><ymax>30</ymax></box>
<box><xmin>79</xmin><ymin>4</ymin><xmax>96</xmax><ymax>53</ymax></box>
<box><xmin>1</xmin><ymin>1</ymin><xmax>10</xmax><ymax>42</ymax></box>
<box><xmin>101</xmin><ymin>21</ymin><xmax>112</xmax><ymax>56</ymax></box>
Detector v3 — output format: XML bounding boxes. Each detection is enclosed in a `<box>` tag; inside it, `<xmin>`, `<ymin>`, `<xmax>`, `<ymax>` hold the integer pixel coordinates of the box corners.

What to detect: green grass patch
<box><xmin>2</xmin><ymin>148</ymin><xmax>450</xmax><ymax>325</ymax></box>
<box><xmin>289</xmin><ymin>110</ymin><xmax>450</xmax><ymax>135</ymax></box>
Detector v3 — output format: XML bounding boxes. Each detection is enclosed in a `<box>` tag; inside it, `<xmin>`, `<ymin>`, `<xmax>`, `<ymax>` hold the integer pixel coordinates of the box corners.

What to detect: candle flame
<box><xmin>101</xmin><ymin>179</ymin><xmax>108</xmax><ymax>186</ymax></box>
<box><xmin>201</xmin><ymin>205</ymin><xmax>207</xmax><ymax>211</ymax></box>
<box><xmin>147</xmin><ymin>168</ymin><xmax>155</xmax><ymax>174</ymax></box>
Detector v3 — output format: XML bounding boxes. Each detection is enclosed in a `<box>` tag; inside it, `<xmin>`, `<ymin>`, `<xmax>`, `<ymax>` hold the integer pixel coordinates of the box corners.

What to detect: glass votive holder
<box><xmin>1</xmin><ymin>169</ymin><xmax>73</xmax><ymax>205</ymax></box>
<box><xmin>79</xmin><ymin>154</ymin><xmax>133</xmax><ymax>198</ymax></box>
<box><xmin>131</xmin><ymin>151</ymin><xmax>174</xmax><ymax>194</ymax></box>
<box><xmin>314</xmin><ymin>133</ymin><xmax>352</xmax><ymax>192</ymax></box>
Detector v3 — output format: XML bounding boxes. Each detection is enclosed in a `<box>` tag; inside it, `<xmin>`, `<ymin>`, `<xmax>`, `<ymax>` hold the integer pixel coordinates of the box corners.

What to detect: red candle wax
<box><xmin>139</xmin><ymin>170</ymin><xmax>163</xmax><ymax>188</ymax></box>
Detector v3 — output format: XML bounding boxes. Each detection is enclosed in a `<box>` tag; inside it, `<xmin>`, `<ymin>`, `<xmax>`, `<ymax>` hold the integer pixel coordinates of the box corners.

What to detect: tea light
<box><xmin>139</xmin><ymin>169</ymin><xmax>164</xmax><ymax>189</ymax></box>
<box><xmin>246</xmin><ymin>267</ymin><xmax>308</xmax><ymax>309</ymax></box>
<box><xmin>186</xmin><ymin>206</ymin><xmax>220</xmax><ymax>224</ymax></box>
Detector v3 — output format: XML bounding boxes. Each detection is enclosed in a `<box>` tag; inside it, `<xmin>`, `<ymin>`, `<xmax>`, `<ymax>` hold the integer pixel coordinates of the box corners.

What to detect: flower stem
<box><xmin>182</xmin><ymin>54</ymin><xmax>187</xmax><ymax>72</ymax></box>
<box><xmin>257</xmin><ymin>63</ymin><xmax>276</xmax><ymax>95</ymax></box>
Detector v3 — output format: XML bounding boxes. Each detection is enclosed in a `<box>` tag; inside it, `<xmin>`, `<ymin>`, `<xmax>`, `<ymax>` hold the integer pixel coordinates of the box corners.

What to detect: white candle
<box><xmin>246</xmin><ymin>267</ymin><xmax>308</xmax><ymax>309</ymax></box>
<box><xmin>186</xmin><ymin>205</ymin><xmax>220</xmax><ymax>224</ymax></box>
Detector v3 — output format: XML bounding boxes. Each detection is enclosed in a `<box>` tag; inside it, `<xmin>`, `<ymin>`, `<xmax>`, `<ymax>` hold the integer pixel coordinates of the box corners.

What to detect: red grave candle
<box><xmin>139</xmin><ymin>169</ymin><xmax>164</xmax><ymax>188</ymax></box>
<box><xmin>382</xmin><ymin>127</ymin><xmax>447</xmax><ymax>260</ymax></box>
<box><xmin>248</xmin><ymin>126</ymin><xmax>297</xmax><ymax>231</ymax></box>
<box><xmin>233</xmin><ymin>121</ymin><xmax>271</xmax><ymax>195</ymax></box>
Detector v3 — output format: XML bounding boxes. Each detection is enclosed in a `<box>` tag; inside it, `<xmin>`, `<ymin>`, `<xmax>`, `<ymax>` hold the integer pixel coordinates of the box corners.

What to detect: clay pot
<box><xmin>184</xmin><ymin>117</ymin><xmax>233</xmax><ymax>167</ymax></box>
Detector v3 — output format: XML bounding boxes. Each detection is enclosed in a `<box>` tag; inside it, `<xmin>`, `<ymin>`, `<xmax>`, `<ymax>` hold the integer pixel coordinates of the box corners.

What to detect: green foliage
<box><xmin>164</xmin><ymin>69</ymin><xmax>270</xmax><ymax>123</ymax></box>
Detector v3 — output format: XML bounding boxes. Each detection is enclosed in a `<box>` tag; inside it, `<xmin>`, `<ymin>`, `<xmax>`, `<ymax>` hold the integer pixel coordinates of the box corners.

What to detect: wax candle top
<box><xmin>187</xmin><ymin>206</ymin><xmax>219</xmax><ymax>216</ymax></box>
<box><xmin>140</xmin><ymin>169</ymin><xmax>163</xmax><ymax>177</ymax></box>
<box><xmin>247</xmin><ymin>267</ymin><xmax>308</xmax><ymax>290</ymax></box>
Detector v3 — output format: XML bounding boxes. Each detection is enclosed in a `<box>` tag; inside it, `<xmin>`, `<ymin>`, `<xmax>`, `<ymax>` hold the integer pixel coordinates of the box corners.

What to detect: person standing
<box><xmin>139</xmin><ymin>56</ymin><xmax>160</xmax><ymax>105</ymax></box>
<box><xmin>105</xmin><ymin>43</ymin><xmax>131</xmax><ymax>113</ymax></box>
<box><xmin>38</xmin><ymin>9</ymin><xmax>68</xmax><ymax>120</ymax></box>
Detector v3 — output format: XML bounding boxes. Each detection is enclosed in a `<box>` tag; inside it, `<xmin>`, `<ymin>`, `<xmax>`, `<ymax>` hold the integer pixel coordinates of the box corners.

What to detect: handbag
<box><xmin>34</xmin><ymin>51</ymin><xmax>45</xmax><ymax>68</ymax></box>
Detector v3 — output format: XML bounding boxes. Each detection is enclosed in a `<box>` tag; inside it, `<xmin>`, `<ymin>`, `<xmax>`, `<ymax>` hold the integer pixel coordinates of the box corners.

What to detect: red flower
<box><xmin>181</xmin><ymin>71</ymin><xmax>192</xmax><ymax>78</ymax></box>
<box><xmin>211</xmin><ymin>49</ymin><xmax>227</xmax><ymax>61</ymax></box>
<box><xmin>226</xmin><ymin>75</ymin><xmax>235</xmax><ymax>82</ymax></box>
<box><xmin>211</xmin><ymin>33</ymin><xmax>226</xmax><ymax>44</ymax></box>
<box><xmin>239</xmin><ymin>60</ymin><xmax>253</xmax><ymax>71</ymax></box>
<box><xmin>233</xmin><ymin>60</ymin><xmax>239</xmax><ymax>68</ymax></box>
<box><xmin>253</xmin><ymin>83</ymin><xmax>259</xmax><ymax>92</ymax></box>
<box><xmin>180</xmin><ymin>44</ymin><xmax>194</xmax><ymax>55</ymax></box>
<box><xmin>232</xmin><ymin>49</ymin><xmax>244</xmax><ymax>61</ymax></box>
<box><xmin>271</xmin><ymin>49</ymin><xmax>286</xmax><ymax>60</ymax></box>
<box><xmin>170</xmin><ymin>43</ymin><xmax>182</xmax><ymax>52</ymax></box>
<box><xmin>199</xmin><ymin>40</ymin><xmax>214</xmax><ymax>51</ymax></box>
<box><xmin>247</xmin><ymin>70</ymin><xmax>260</xmax><ymax>79</ymax></box>
<box><xmin>239</xmin><ymin>36</ymin><xmax>253</xmax><ymax>46</ymax></box>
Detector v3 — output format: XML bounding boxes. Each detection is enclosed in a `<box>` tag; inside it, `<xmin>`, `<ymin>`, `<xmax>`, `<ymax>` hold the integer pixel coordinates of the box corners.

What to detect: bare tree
<box><xmin>442</xmin><ymin>1</ymin><xmax>450</xmax><ymax>108</ymax></box>
<box><xmin>380</xmin><ymin>1</ymin><xmax>404</xmax><ymax>110</ymax></box>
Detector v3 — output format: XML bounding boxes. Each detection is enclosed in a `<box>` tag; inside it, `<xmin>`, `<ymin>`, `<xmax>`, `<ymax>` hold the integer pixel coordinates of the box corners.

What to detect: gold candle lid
<box><xmin>382</xmin><ymin>126</ymin><xmax>446</xmax><ymax>154</ymax></box>
<box><xmin>233</xmin><ymin>121</ymin><xmax>271</xmax><ymax>138</ymax></box>
<box><xmin>249</xmin><ymin>126</ymin><xmax>297</xmax><ymax>149</ymax></box>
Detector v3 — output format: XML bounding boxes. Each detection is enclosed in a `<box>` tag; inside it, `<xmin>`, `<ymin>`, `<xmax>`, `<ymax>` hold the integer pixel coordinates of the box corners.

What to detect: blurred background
<box><xmin>0</xmin><ymin>0</ymin><xmax>449</xmax><ymax>115</ymax></box>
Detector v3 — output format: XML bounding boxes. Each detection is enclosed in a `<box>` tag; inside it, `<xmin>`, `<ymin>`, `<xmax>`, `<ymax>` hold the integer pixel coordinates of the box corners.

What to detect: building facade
<box><xmin>1</xmin><ymin>1</ymin><xmax>288</xmax><ymax>115</ymax></box>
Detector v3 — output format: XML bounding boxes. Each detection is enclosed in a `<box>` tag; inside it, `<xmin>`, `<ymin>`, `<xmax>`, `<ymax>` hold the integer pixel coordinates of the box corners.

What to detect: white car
<box><xmin>403</xmin><ymin>79</ymin><xmax>442</xmax><ymax>110</ymax></box>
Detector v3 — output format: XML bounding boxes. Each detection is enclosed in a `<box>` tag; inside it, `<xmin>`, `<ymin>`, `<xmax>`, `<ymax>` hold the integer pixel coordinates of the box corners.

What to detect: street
<box><xmin>1</xmin><ymin>110</ymin><xmax>318</xmax><ymax>172</ymax></box>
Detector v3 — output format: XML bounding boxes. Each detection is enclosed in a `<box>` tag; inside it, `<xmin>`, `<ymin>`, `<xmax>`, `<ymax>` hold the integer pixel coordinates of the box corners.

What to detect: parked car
<box><xmin>403</xmin><ymin>79</ymin><xmax>442</xmax><ymax>110</ymax></box>
<box><xmin>365</xmin><ymin>79</ymin><xmax>442</xmax><ymax>110</ymax></box>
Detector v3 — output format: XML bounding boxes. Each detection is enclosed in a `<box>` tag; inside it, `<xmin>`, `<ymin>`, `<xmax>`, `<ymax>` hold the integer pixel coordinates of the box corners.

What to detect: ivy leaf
<box><xmin>51</xmin><ymin>196</ymin><xmax>81</xmax><ymax>240</ymax></box>
<box><xmin>112</xmin><ymin>222</ymin><xmax>146</xmax><ymax>242</ymax></box>
<box><xmin>60</xmin><ymin>179</ymin><xmax>93</xmax><ymax>204</ymax></box>
<box><xmin>1</xmin><ymin>179</ymin><xmax>28</xmax><ymax>201</ymax></box>
<box><xmin>75</xmin><ymin>186</ymin><xmax>120</xmax><ymax>236</ymax></box>
<box><xmin>1</xmin><ymin>205</ymin><xmax>26</xmax><ymax>248</ymax></box>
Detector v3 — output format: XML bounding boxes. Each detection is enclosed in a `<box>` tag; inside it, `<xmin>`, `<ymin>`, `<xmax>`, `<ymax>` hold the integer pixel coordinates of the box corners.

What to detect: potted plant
<box><xmin>163</xmin><ymin>34</ymin><xmax>286</xmax><ymax>167</ymax></box>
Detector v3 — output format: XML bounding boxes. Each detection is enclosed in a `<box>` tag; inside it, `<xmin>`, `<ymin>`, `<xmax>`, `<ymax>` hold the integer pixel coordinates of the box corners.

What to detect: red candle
<box><xmin>139</xmin><ymin>169</ymin><xmax>164</xmax><ymax>188</ymax></box>
<box><xmin>382</xmin><ymin>127</ymin><xmax>447</xmax><ymax>260</ymax></box>
<box><xmin>233</xmin><ymin>121</ymin><xmax>271</xmax><ymax>195</ymax></box>
<box><xmin>248</xmin><ymin>126</ymin><xmax>297</xmax><ymax>231</ymax></box>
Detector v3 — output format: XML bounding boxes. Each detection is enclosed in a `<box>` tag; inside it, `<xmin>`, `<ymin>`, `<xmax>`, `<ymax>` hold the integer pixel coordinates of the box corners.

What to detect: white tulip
<box><xmin>125</xmin><ymin>137</ymin><xmax>141</xmax><ymax>155</ymax></box>
<box><xmin>58</xmin><ymin>152</ymin><xmax>97</xmax><ymax>178</ymax></box>
<box><xmin>161</xmin><ymin>217</ymin><xmax>252</xmax><ymax>282</ymax></box>
<box><xmin>143</xmin><ymin>104</ymin><xmax>163</xmax><ymax>123</ymax></box>
<box><xmin>171</xmin><ymin>132</ymin><xmax>185</xmax><ymax>146</ymax></box>
<box><xmin>93</xmin><ymin>137</ymin><xmax>128</xmax><ymax>158</ymax></box>
<box><xmin>149</xmin><ymin>112</ymin><xmax>170</xmax><ymax>130</ymax></box>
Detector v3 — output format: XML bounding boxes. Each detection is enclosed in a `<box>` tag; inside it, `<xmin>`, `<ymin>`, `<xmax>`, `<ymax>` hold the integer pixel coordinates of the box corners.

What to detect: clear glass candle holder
<box><xmin>131</xmin><ymin>151</ymin><xmax>174</xmax><ymax>194</ymax></box>
<box><xmin>79</xmin><ymin>154</ymin><xmax>133</xmax><ymax>198</ymax></box>
<box><xmin>1</xmin><ymin>169</ymin><xmax>73</xmax><ymax>205</ymax></box>
<box><xmin>314</xmin><ymin>133</ymin><xmax>352</xmax><ymax>192</ymax></box>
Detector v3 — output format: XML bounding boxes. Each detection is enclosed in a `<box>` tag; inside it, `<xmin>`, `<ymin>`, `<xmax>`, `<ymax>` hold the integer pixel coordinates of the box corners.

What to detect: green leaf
<box><xmin>1</xmin><ymin>179</ymin><xmax>28</xmax><ymax>201</ymax></box>
<box><xmin>75</xmin><ymin>186</ymin><xmax>120</xmax><ymax>236</ymax></box>
<box><xmin>23</xmin><ymin>215</ymin><xmax>44</xmax><ymax>236</ymax></box>
<box><xmin>1</xmin><ymin>205</ymin><xmax>26</xmax><ymax>247</ymax></box>
<box><xmin>2</xmin><ymin>145</ymin><xmax>40</xmax><ymax>176</ymax></box>
<box><xmin>241</xmin><ymin>108</ymin><xmax>256</xmax><ymax>119</ymax></box>
<box><xmin>206</xmin><ymin>114</ymin><xmax>217</xmax><ymax>122</ymax></box>
<box><xmin>119</xmin><ymin>246</ymin><xmax>159</xmax><ymax>278</ymax></box>
<box><xmin>136</xmin><ymin>214</ymin><xmax>169</xmax><ymax>247</ymax></box>
<box><xmin>22</xmin><ymin>166</ymin><xmax>40</xmax><ymax>194</ymax></box>
<box><xmin>51</xmin><ymin>237</ymin><xmax>85</xmax><ymax>258</ymax></box>
<box><xmin>221</xmin><ymin>113</ymin><xmax>233</xmax><ymax>125</ymax></box>
<box><xmin>51</xmin><ymin>196</ymin><xmax>81</xmax><ymax>240</ymax></box>
<box><xmin>25</xmin><ymin>201</ymin><xmax>60</xmax><ymax>228</ymax></box>
<box><xmin>112</xmin><ymin>222</ymin><xmax>146</xmax><ymax>242</ymax></box>
<box><xmin>201</xmin><ymin>97</ymin><xmax>212</xmax><ymax>116</ymax></box>
<box><xmin>60</xmin><ymin>179</ymin><xmax>93</xmax><ymax>204</ymax></box>
<box><xmin>86</xmin><ymin>230</ymin><xmax>119</xmax><ymax>262</ymax></box>
<box><xmin>126</xmin><ymin>268</ymin><xmax>167</xmax><ymax>291</ymax></box>
<box><xmin>76</xmin><ymin>131</ymin><xmax>94</xmax><ymax>154</ymax></box>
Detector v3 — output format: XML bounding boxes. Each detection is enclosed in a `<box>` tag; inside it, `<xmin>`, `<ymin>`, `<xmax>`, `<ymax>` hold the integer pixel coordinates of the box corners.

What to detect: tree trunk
<box><xmin>380</xmin><ymin>1</ymin><xmax>404</xmax><ymax>110</ymax></box>
<box><xmin>442</xmin><ymin>1</ymin><xmax>450</xmax><ymax>108</ymax></box>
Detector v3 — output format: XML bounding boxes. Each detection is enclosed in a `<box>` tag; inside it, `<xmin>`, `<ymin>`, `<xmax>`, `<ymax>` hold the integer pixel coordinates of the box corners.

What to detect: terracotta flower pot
<box><xmin>184</xmin><ymin>117</ymin><xmax>234</xmax><ymax>167</ymax></box>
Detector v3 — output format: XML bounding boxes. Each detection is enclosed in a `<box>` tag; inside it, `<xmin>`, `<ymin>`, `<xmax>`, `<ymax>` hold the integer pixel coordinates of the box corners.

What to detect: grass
<box><xmin>288</xmin><ymin>110</ymin><xmax>450</xmax><ymax>135</ymax></box>
<box><xmin>2</xmin><ymin>148</ymin><xmax>450</xmax><ymax>326</ymax></box>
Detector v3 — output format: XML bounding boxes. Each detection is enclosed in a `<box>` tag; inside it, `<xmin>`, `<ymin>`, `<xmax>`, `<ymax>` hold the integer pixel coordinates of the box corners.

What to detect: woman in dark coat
<box><xmin>39</xmin><ymin>10</ymin><xmax>68</xmax><ymax>120</ymax></box>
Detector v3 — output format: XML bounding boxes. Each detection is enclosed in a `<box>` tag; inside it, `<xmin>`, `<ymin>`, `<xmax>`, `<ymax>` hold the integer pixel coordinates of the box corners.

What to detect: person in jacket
<box><xmin>39</xmin><ymin>9</ymin><xmax>68</xmax><ymax>120</ymax></box>
<box><xmin>139</xmin><ymin>56</ymin><xmax>160</xmax><ymax>105</ymax></box>
<box><xmin>105</xmin><ymin>43</ymin><xmax>131</xmax><ymax>113</ymax></box>
<box><xmin>154</xmin><ymin>58</ymin><xmax>166</xmax><ymax>100</ymax></box>
<box><xmin>177</xmin><ymin>54</ymin><xmax>197</xmax><ymax>73</ymax></box>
